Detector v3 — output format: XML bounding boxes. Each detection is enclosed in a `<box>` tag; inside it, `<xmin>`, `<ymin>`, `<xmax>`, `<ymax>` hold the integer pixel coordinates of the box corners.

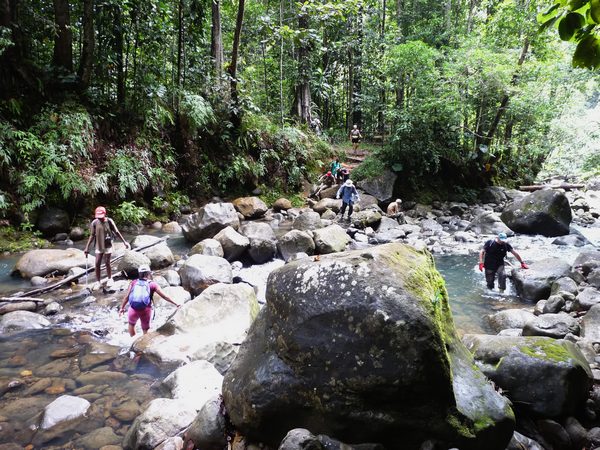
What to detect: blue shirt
<box><xmin>337</xmin><ymin>184</ymin><xmax>359</xmax><ymax>203</ymax></box>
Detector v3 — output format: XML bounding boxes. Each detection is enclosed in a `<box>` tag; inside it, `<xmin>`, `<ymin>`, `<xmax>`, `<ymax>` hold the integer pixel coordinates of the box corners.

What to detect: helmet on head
<box><xmin>497</xmin><ymin>232</ymin><xmax>507</xmax><ymax>241</ymax></box>
<box><xmin>94</xmin><ymin>206</ymin><xmax>107</xmax><ymax>219</ymax></box>
<box><xmin>138</xmin><ymin>264</ymin><xmax>151</xmax><ymax>275</ymax></box>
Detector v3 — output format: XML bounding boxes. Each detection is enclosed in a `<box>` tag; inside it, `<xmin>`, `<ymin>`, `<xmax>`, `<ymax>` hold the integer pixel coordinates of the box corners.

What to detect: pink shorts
<box><xmin>128</xmin><ymin>306</ymin><xmax>152</xmax><ymax>331</ymax></box>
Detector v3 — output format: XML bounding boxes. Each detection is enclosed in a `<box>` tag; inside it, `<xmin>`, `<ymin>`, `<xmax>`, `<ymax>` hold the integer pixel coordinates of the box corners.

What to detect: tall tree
<box><xmin>52</xmin><ymin>0</ymin><xmax>73</xmax><ymax>71</ymax></box>
<box><xmin>228</xmin><ymin>0</ymin><xmax>246</xmax><ymax>126</ymax></box>
<box><xmin>78</xmin><ymin>0</ymin><xmax>95</xmax><ymax>89</ymax></box>
<box><xmin>292</xmin><ymin>5</ymin><xmax>312</xmax><ymax>123</ymax></box>
<box><xmin>210</xmin><ymin>0</ymin><xmax>223</xmax><ymax>80</ymax></box>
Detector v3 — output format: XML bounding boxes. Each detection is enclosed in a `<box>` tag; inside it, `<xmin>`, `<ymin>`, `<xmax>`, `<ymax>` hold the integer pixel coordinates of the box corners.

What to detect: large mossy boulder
<box><xmin>511</xmin><ymin>258</ymin><xmax>571</xmax><ymax>302</ymax></box>
<box><xmin>182</xmin><ymin>202</ymin><xmax>240</xmax><ymax>243</ymax></box>
<box><xmin>500</xmin><ymin>190</ymin><xmax>572</xmax><ymax>237</ymax></box>
<box><xmin>463</xmin><ymin>334</ymin><xmax>593</xmax><ymax>418</ymax></box>
<box><xmin>222</xmin><ymin>243</ymin><xmax>515</xmax><ymax>449</ymax></box>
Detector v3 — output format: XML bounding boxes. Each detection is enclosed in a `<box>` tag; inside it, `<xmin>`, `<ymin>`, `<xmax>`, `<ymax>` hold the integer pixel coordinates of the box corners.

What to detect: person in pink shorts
<box><xmin>119</xmin><ymin>264</ymin><xmax>181</xmax><ymax>336</ymax></box>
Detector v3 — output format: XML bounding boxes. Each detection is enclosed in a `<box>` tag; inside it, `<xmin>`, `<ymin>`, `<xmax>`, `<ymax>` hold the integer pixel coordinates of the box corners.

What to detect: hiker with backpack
<box><xmin>83</xmin><ymin>206</ymin><xmax>130</xmax><ymax>283</ymax></box>
<box><xmin>336</xmin><ymin>179</ymin><xmax>360</xmax><ymax>221</ymax></box>
<box><xmin>119</xmin><ymin>264</ymin><xmax>181</xmax><ymax>336</ymax></box>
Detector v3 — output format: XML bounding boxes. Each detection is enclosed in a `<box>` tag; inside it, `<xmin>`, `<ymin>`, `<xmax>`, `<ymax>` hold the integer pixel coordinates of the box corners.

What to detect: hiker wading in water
<box><xmin>479</xmin><ymin>232</ymin><xmax>528</xmax><ymax>292</ymax></box>
<box><xmin>119</xmin><ymin>265</ymin><xmax>181</xmax><ymax>336</ymax></box>
<box><xmin>83</xmin><ymin>206</ymin><xmax>130</xmax><ymax>282</ymax></box>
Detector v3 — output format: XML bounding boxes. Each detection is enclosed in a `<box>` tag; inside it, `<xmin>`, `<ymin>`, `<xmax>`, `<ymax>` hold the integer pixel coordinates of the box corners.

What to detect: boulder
<box><xmin>356</xmin><ymin>169</ymin><xmax>397</xmax><ymax>202</ymax></box>
<box><xmin>190</xmin><ymin>239</ymin><xmax>224</xmax><ymax>258</ymax></box>
<box><xmin>573</xmin><ymin>287</ymin><xmax>600</xmax><ymax>312</ymax></box>
<box><xmin>232</xmin><ymin>197</ymin><xmax>269</xmax><ymax>219</ymax></box>
<box><xmin>69</xmin><ymin>226</ymin><xmax>85</xmax><ymax>241</ymax></box>
<box><xmin>312</xmin><ymin>198</ymin><xmax>342</xmax><ymax>214</ymax></box>
<box><xmin>222</xmin><ymin>243</ymin><xmax>515</xmax><ymax>449</ymax></box>
<box><xmin>511</xmin><ymin>259</ymin><xmax>572</xmax><ymax>302</ymax></box>
<box><xmin>550</xmin><ymin>277</ymin><xmax>578</xmax><ymax>296</ymax></box>
<box><xmin>134</xmin><ymin>283</ymin><xmax>259</xmax><ymax>372</ymax></box>
<box><xmin>581</xmin><ymin>304</ymin><xmax>600</xmax><ymax>342</ymax></box>
<box><xmin>180</xmin><ymin>254</ymin><xmax>232</xmax><ymax>295</ymax></box>
<box><xmin>487</xmin><ymin>309</ymin><xmax>535</xmax><ymax>333</ymax></box>
<box><xmin>213</xmin><ymin>226</ymin><xmax>250</xmax><ymax>262</ymax></box>
<box><xmin>355</xmin><ymin>193</ymin><xmax>379</xmax><ymax>210</ymax></box>
<box><xmin>0</xmin><ymin>311</ymin><xmax>51</xmax><ymax>333</ymax></box>
<box><xmin>164</xmin><ymin>269</ymin><xmax>181</xmax><ymax>286</ymax></box>
<box><xmin>318</xmin><ymin>185</ymin><xmax>339</xmax><ymax>200</ymax></box>
<box><xmin>278</xmin><ymin>429</ymin><xmax>322</xmax><ymax>450</ymax></box>
<box><xmin>589</xmin><ymin>268</ymin><xmax>600</xmax><ymax>288</ymax></box>
<box><xmin>163</xmin><ymin>221</ymin><xmax>183</xmax><ymax>234</ymax></box>
<box><xmin>543</xmin><ymin>295</ymin><xmax>565</xmax><ymax>314</ymax></box>
<box><xmin>162</xmin><ymin>360</ymin><xmax>223</xmax><ymax>407</ymax></box>
<box><xmin>292</xmin><ymin>210</ymin><xmax>323</xmax><ymax>231</ymax></box>
<box><xmin>351</xmin><ymin>209</ymin><xmax>382</xmax><ymax>229</ymax></box>
<box><xmin>522</xmin><ymin>313</ymin><xmax>579</xmax><ymax>338</ymax></box>
<box><xmin>500</xmin><ymin>190</ymin><xmax>572</xmax><ymax>237</ymax></box>
<box><xmin>463</xmin><ymin>334</ymin><xmax>592</xmax><ymax>417</ymax></box>
<box><xmin>377</xmin><ymin>217</ymin><xmax>402</xmax><ymax>232</ymax></box>
<box><xmin>12</xmin><ymin>249</ymin><xmax>94</xmax><ymax>279</ymax></box>
<box><xmin>273</xmin><ymin>198</ymin><xmax>293</xmax><ymax>211</ymax></box>
<box><xmin>468</xmin><ymin>211</ymin><xmax>513</xmax><ymax>236</ymax></box>
<box><xmin>552</xmin><ymin>234</ymin><xmax>589</xmax><ymax>247</ymax></box>
<box><xmin>277</xmin><ymin>230</ymin><xmax>315</xmax><ymax>262</ymax></box>
<box><xmin>74</xmin><ymin>427</ymin><xmax>121</xmax><ymax>448</ymax></box>
<box><xmin>506</xmin><ymin>432</ymin><xmax>545</xmax><ymax>450</ymax></box>
<box><xmin>123</xmin><ymin>398</ymin><xmax>198</xmax><ymax>450</ymax></box>
<box><xmin>240</xmin><ymin>222</ymin><xmax>278</xmax><ymax>263</ymax></box>
<box><xmin>182</xmin><ymin>203</ymin><xmax>240</xmax><ymax>243</ymax></box>
<box><xmin>573</xmin><ymin>250</ymin><xmax>600</xmax><ymax>276</ymax></box>
<box><xmin>312</xmin><ymin>224</ymin><xmax>351</xmax><ymax>254</ymax></box>
<box><xmin>116</xmin><ymin>250</ymin><xmax>152</xmax><ymax>278</ymax></box>
<box><xmin>185</xmin><ymin>395</ymin><xmax>227</xmax><ymax>450</ymax></box>
<box><xmin>36</xmin><ymin>207</ymin><xmax>70</xmax><ymax>238</ymax></box>
<box><xmin>41</xmin><ymin>395</ymin><xmax>90</xmax><ymax>430</ymax></box>
<box><xmin>131</xmin><ymin>235</ymin><xmax>174</xmax><ymax>269</ymax></box>
<box><xmin>480</xmin><ymin>187</ymin><xmax>508</xmax><ymax>204</ymax></box>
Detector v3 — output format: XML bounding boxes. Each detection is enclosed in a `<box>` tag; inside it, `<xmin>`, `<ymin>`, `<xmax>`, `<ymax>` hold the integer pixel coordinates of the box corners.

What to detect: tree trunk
<box><xmin>52</xmin><ymin>0</ymin><xmax>73</xmax><ymax>71</ymax></box>
<box><xmin>292</xmin><ymin>8</ymin><xmax>311</xmax><ymax>123</ymax></box>
<box><xmin>228</xmin><ymin>0</ymin><xmax>246</xmax><ymax>127</ymax></box>
<box><xmin>444</xmin><ymin>0</ymin><xmax>452</xmax><ymax>34</ymax></box>
<box><xmin>396</xmin><ymin>0</ymin><xmax>404</xmax><ymax>37</ymax></box>
<box><xmin>114</xmin><ymin>4</ymin><xmax>125</xmax><ymax>105</ymax></box>
<box><xmin>377</xmin><ymin>0</ymin><xmax>386</xmax><ymax>137</ymax></box>
<box><xmin>176</xmin><ymin>0</ymin><xmax>184</xmax><ymax>91</ymax></box>
<box><xmin>351</xmin><ymin>6</ymin><xmax>363</xmax><ymax>127</ymax></box>
<box><xmin>211</xmin><ymin>0</ymin><xmax>224</xmax><ymax>81</ymax></box>
<box><xmin>78</xmin><ymin>0</ymin><xmax>94</xmax><ymax>89</ymax></box>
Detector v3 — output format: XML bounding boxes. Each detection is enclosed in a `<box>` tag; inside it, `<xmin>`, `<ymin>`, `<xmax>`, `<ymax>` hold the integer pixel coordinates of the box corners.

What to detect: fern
<box><xmin>180</xmin><ymin>92</ymin><xmax>215</xmax><ymax>134</ymax></box>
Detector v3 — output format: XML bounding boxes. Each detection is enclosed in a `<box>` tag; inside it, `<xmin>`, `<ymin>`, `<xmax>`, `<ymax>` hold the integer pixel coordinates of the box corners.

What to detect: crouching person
<box><xmin>119</xmin><ymin>264</ymin><xmax>181</xmax><ymax>336</ymax></box>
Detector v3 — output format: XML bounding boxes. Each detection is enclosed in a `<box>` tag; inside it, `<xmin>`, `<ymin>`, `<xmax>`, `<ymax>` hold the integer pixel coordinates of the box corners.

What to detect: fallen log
<box><xmin>0</xmin><ymin>296</ymin><xmax>45</xmax><ymax>302</ymax></box>
<box><xmin>519</xmin><ymin>184</ymin><xmax>585</xmax><ymax>192</ymax></box>
<box><xmin>12</xmin><ymin>237</ymin><xmax>169</xmax><ymax>298</ymax></box>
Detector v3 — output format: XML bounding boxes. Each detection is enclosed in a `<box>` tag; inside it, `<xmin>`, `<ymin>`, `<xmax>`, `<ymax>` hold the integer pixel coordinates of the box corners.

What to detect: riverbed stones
<box><xmin>312</xmin><ymin>198</ymin><xmax>342</xmax><ymax>214</ymax></box>
<box><xmin>36</xmin><ymin>207</ymin><xmax>70</xmax><ymax>238</ymax></box>
<box><xmin>511</xmin><ymin>258</ymin><xmax>572</xmax><ymax>302</ymax></box>
<box><xmin>180</xmin><ymin>254</ymin><xmax>232</xmax><ymax>295</ymax></box>
<box><xmin>74</xmin><ymin>427</ymin><xmax>121</xmax><ymax>448</ymax></box>
<box><xmin>351</xmin><ymin>208</ymin><xmax>382</xmax><ymax>229</ymax></box>
<box><xmin>551</xmin><ymin>277</ymin><xmax>578</xmax><ymax>296</ymax></box>
<box><xmin>182</xmin><ymin>202</ymin><xmax>240</xmax><ymax>243</ymax></box>
<box><xmin>468</xmin><ymin>210</ymin><xmax>513</xmax><ymax>236</ymax></box>
<box><xmin>273</xmin><ymin>198</ymin><xmax>293</xmax><ymax>211</ymax></box>
<box><xmin>190</xmin><ymin>238</ymin><xmax>224</xmax><ymax>258</ymax></box>
<box><xmin>12</xmin><ymin>248</ymin><xmax>93</xmax><ymax>279</ymax></box>
<box><xmin>581</xmin><ymin>304</ymin><xmax>600</xmax><ymax>342</ymax></box>
<box><xmin>232</xmin><ymin>196</ymin><xmax>268</xmax><ymax>219</ymax></box>
<box><xmin>463</xmin><ymin>334</ymin><xmax>592</xmax><ymax>418</ymax></box>
<box><xmin>573</xmin><ymin>287</ymin><xmax>600</xmax><ymax>312</ymax></box>
<box><xmin>500</xmin><ymin>190</ymin><xmax>572</xmax><ymax>237</ymax></box>
<box><xmin>213</xmin><ymin>226</ymin><xmax>250</xmax><ymax>261</ymax></box>
<box><xmin>222</xmin><ymin>243</ymin><xmax>515</xmax><ymax>449</ymax></box>
<box><xmin>292</xmin><ymin>210</ymin><xmax>323</xmax><ymax>231</ymax></box>
<box><xmin>542</xmin><ymin>295</ymin><xmax>565</xmax><ymax>314</ymax></box>
<box><xmin>116</xmin><ymin>250</ymin><xmax>151</xmax><ymax>278</ymax></box>
<box><xmin>312</xmin><ymin>224</ymin><xmax>351</xmax><ymax>254</ymax></box>
<box><xmin>240</xmin><ymin>222</ymin><xmax>277</xmax><ymax>263</ymax></box>
<box><xmin>123</xmin><ymin>398</ymin><xmax>198</xmax><ymax>450</ymax></box>
<box><xmin>0</xmin><ymin>310</ymin><xmax>51</xmax><ymax>332</ymax></box>
<box><xmin>41</xmin><ymin>395</ymin><xmax>91</xmax><ymax>430</ymax></box>
<box><xmin>163</xmin><ymin>221</ymin><xmax>183</xmax><ymax>234</ymax></box>
<box><xmin>135</xmin><ymin>283</ymin><xmax>258</xmax><ymax>371</ymax></box>
<box><xmin>131</xmin><ymin>235</ymin><xmax>175</xmax><ymax>269</ymax></box>
<box><xmin>0</xmin><ymin>301</ymin><xmax>38</xmax><ymax>315</ymax></box>
<box><xmin>162</xmin><ymin>360</ymin><xmax>223</xmax><ymax>408</ymax></box>
<box><xmin>277</xmin><ymin>230</ymin><xmax>315</xmax><ymax>262</ymax></box>
<box><xmin>185</xmin><ymin>394</ymin><xmax>227</xmax><ymax>450</ymax></box>
<box><xmin>488</xmin><ymin>309</ymin><xmax>536</xmax><ymax>333</ymax></box>
<box><xmin>522</xmin><ymin>313</ymin><xmax>579</xmax><ymax>339</ymax></box>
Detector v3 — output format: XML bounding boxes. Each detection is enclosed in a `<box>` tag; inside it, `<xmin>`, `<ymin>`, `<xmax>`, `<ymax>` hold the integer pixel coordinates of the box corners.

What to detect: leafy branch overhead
<box><xmin>538</xmin><ymin>0</ymin><xmax>600</xmax><ymax>68</ymax></box>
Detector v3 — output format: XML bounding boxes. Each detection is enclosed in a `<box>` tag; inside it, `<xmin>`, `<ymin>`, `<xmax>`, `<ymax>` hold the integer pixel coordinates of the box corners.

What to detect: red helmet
<box><xmin>326</xmin><ymin>171</ymin><xmax>332</xmax><ymax>176</ymax></box>
<box><xmin>94</xmin><ymin>206</ymin><xmax>107</xmax><ymax>219</ymax></box>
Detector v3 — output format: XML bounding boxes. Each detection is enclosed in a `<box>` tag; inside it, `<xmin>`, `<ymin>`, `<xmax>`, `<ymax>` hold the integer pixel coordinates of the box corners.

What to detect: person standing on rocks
<box><xmin>336</xmin><ymin>179</ymin><xmax>360</xmax><ymax>221</ymax></box>
<box><xmin>479</xmin><ymin>232</ymin><xmax>528</xmax><ymax>292</ymax></box>
<box><xmin>119</xmin><ymin>264</ymin><xmax>180</xmax><ymax>337</ymax></box>
<box><xmin>83</xmin><ymin>206</ymin><xmax>130</xmax><ymax>283</ymax></box>
<box><xmin>349</xmin><ymin>124</ymin><xmax>362</xmax><ymax>153</ymax></box>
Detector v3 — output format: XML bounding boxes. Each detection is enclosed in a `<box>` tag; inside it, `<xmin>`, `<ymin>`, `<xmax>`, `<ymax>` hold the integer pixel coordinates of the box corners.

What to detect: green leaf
<box><xmin>539</xmin><ymin>15</ymin><xmax>560</xmax><ymax>31</ymax></box>
<box><xmin>559</xmin><ymin>12</ymin><xmax>585</xmax><ymax>40</ymax></box>
<box><xmin>538</xmin><ymin>2</ymin><xmax>561</xmax><ymax>22</ymax></box>
<box><xmin>573</xmin><ymin>34</ymin><xmax>600</xmax><ymax>68</ymax></box>
<box><xmin>569</xmin><ymin>0</ymin><xmax>587</xmax><ymax>10</ymax></box>
<box><xmin>591</xmin><ymin>0</ymin><xmax>600</xmax><ymax>22</ymax></box>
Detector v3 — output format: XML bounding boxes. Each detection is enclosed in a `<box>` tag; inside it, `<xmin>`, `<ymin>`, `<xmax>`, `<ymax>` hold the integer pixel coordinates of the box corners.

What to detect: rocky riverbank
<box><xmin>0</xmin><ymin>180</ymin><xmax>599</xmax><ymax>449</ymax></box>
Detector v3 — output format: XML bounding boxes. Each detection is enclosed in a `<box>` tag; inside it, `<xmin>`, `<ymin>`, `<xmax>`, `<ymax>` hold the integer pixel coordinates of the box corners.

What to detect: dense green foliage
<box><xmin>0</xmin><ymin>0</ymin><xmax>598</xmax><ymax>222</ymax></box>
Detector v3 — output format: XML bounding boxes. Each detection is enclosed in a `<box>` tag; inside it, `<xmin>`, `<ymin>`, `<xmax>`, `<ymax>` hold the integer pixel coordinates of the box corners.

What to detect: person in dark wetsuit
<box><xmin>478</xmin><ymin>232</ymin><xmax>528</xmax><ymax>291</ymax></box>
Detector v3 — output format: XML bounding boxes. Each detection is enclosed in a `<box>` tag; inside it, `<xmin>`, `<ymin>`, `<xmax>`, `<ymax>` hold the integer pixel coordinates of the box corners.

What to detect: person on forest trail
<box><xmin>479</xmin><ymin>232</ymin><xmax>528</xmax><ymax>292</ymax></box>
<box><xmin>84</xmin><ymin>206</ymin><xmax>130</xmax><ymax>283</ymax></box>
<box><xmin>330</xmin><ymin>157</ymin><xmax>341</xmax><ymax>179</ymax></box>
<box><xmin>337</xmin><ymin>166</ymin><xmax>350</xmax><ymax>184</ymax></box>
<box><xmin>314</xmin><ymin>171</ymin><xmax>336</xmax><ymax>198</ymax></box>
<box><xmin>336</xmin><ymin>179</ymin><xmax>360</xmax><ymax>221</ymax></box>
<box><xmin>119</xmin><ymin>264</ymin><xmax>180</xmax><ymax>337</ymax></box>
<box><xmin>349</xmin><ymin>124</ymin><xmax>362</xmax><ymax>152</ymax></box>
<box><xmin>387</xmin><ymin>198</ymin><xmax>403</xmax><ymax>217</ymax></box>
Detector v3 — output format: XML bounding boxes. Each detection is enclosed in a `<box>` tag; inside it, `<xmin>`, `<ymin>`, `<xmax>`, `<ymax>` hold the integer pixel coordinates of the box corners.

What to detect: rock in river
<box><xmin>511</xmin><ymin>258</ymin><xmax>571</xmax><ymax>302</ymax></box>
<box><xmin>12</xmin><ymin>248</ymin><xmax>93</xmax><ymax>279</ymax></box>
<box><xmin>222</xmin><ymin>243</ymin><xmax>514</xmax><ymax>449</ymax></box>
<box><xmin>180</xmin><ymin>254</ymin><xmax>232</xmax><ymax>296</ymax></box>
<box><xmin>182</xmin><ymin>202</ymin><xmax>240</xmax><ymax>243</ymax></box>
<box><xmin>0</xmin><ymin>311</ymin><xmax>51</xmax><ymax>333</ymax></box>
<box><xmin>41</xmin><ymin>395</ymin><xmax>90</xmax><ymax>430</ymax></box>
